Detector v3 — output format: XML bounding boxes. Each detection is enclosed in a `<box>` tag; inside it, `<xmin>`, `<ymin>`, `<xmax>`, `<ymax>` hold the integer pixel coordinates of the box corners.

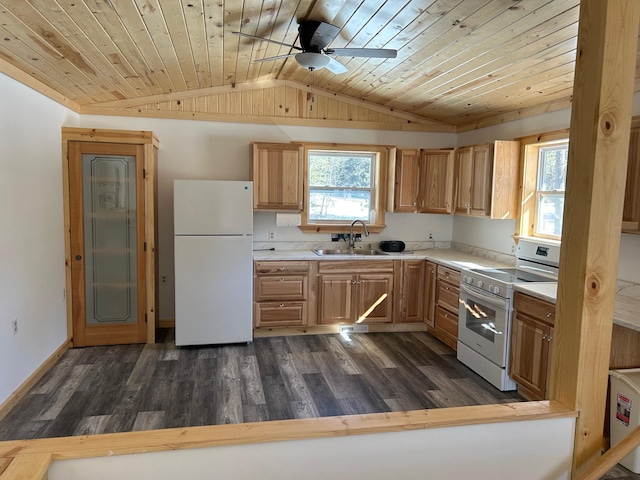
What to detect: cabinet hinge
<box><xmin>144</xmin><ymin>242</ymin><xmax>147</xmax><ymax>252</ymax></box>
<box><xmin>145</xmin><ymin>313</ymin><xmax>147</xmax><ymax>323</ymax></box>
<box><xmin>143</xmin><ymin>168</ymin><xmax>146</xmax><ymax>179</ymax></box>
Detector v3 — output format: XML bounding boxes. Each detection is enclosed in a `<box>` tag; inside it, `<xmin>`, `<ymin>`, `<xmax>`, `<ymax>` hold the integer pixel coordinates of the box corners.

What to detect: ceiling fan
<box><xmin>233</xmin><ymin>20</ymin><xmax>397</xmax><ymax>74</ymax></box>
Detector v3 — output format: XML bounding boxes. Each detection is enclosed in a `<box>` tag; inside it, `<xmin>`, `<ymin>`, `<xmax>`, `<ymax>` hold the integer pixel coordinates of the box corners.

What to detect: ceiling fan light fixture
<box><xmin>295</xmin><ymin>52</ymin><xmax>330</xmax><ymax>70</ymax></box>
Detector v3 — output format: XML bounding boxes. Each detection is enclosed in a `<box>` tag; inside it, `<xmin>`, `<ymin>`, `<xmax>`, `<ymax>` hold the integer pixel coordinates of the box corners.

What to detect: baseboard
<box><xmin>0</xmin><ymin>339</ymin><xmax>71</xmax><ymax>422</ymax></box>
<box><xmin>158</xmin><ymin>318</ymin><xmax>175</xmax><ymax>328</ymax></box>
<box><xmin>253</xmin><ymin>322</ymin><xmax>427</xmax><ymax>338</ymax></box>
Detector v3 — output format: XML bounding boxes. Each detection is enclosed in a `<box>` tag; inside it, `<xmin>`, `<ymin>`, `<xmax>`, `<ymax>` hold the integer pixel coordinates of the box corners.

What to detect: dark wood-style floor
<box><xmin>1</xmin><ymin>329</ymin><xmax>637</xmax><ymax>479</ymax></box>
<box><xmin>0</xmin><ymin>329</ymin><xmax>524</xmax><ymax>441</ymax></box>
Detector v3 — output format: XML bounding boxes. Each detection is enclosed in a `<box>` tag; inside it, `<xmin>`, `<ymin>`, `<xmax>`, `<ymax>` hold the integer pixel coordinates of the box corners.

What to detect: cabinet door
<box><xmin>251</xmin><ymin>143</ymin><xmax>303</xmax><ymax>211</ymax></box>
<box><xmin>623</xmin><ymin>125</ymin><xmax>640</xmax><ymax>231</ymax></box>
<box><xmin>317</xmin><ymin>274</ymin><xmax>354</xmax><ymax>324</ymax></box>
<box><xmin>68</xmin><ymin>140</ymin><xmax>149</xmax><ymax>347</ymax></box>
<box><xmin>455</xmin><ymin>147</ymin><xmax>473</xmax><ymax>214</ymax></box>
<box><xmin>393</xmin><ymin>149</ymin><xmax>421</xmax><ymax>212</ymax></box>
<box><xmin>420</xmin><ymin>149</ymin><xmax>455</xmax><ymax>214</ymax></box>
<box><xmin>400</xmin><ymin>261</ymin><xmax>425</xmax><ymax>323</ymax></box>
<box><xmin>424</xmin><ymin>261</ymin><xmax>437</xmax><ymax>328</ymax></box>
<box><xmin>356</xmin><ymin>273</ymin><xmax>393</xmax><ymax>323</ymax></box>
<box><xmin>470</xmin><ymin>144</ymin><xmax>493</xmax><ymax>216</ymax></box>
<box><xmin>509</xmin><ymin>312</ymin><xmax>551</xmax><ymax>400</ymax></box>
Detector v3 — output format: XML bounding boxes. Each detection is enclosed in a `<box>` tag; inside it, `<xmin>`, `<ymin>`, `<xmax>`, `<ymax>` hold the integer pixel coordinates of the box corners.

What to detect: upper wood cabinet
<box><xmin>454</xmin><ymin>140</ymin><xmax>520</xmax><ymax>219</ymax></box>
<box><xmin>251</xmin><ymin>142</ymin><xmax>303</xmax><ymax>211</ymax></box>
<box><xmin>623</xmin><ymin>120</ymin><xmax>640</xmax><ymax>233</ymax></box>
<box><xmin>389</xmin><ymin>148</ymin><xmax>455</xmax><ymax>214</ymax></box>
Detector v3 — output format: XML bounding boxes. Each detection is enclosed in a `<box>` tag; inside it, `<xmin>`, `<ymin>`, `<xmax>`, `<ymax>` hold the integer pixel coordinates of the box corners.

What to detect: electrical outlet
<box><xmin>268</xmin><ymin>229</ymin><xmax>275</xmax><ymax>240</ymax></box>
<box><xmin>11</xmin><ymin>318</ymin><xmax>17</xmax><ymax>336</ymax></box>
<box><xmin>160</xmin><ymin>274</ymin><xmax>168</xmax><ymax>285</ymax></box>
<box><xmin>428</xmin><ymin>232</ymin><xmax>434</xmax><ymax>240</ymax></box>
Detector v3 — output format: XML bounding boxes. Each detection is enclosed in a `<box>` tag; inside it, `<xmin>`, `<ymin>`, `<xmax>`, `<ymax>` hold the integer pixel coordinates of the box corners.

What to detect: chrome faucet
<box><xmin>349</xmin><ymin>220</ymin><xmax>369</xmax><ymax>249</ymax></box>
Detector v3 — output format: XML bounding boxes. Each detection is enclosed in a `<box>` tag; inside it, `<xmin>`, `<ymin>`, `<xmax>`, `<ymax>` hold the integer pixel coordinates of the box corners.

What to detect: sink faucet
<box><xmin>349</xmin><ymin>220</ymin><xmax>369</xmax><ymax>249</ymax></box>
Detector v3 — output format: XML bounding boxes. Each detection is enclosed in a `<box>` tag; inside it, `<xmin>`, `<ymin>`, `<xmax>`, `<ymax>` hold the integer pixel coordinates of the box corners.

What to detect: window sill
<box><xmin>514</xmin><ymin>235</ymin><xmax>561</xmax><ymax>246</ymax></box>
<box><xmin>300</xmin><ymin>224</ymin><xmax>386</xmax><ymax>234</ymax></box>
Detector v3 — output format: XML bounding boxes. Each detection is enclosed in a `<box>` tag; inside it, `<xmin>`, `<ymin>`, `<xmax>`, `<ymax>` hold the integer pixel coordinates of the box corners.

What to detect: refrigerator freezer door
<box><xmin>174</xmin><ymin>180</ymin><xmax>253</xmax><ymax>235</ymax></box>
<box><xmin>175</xmin><ymin>235</ymin><xmax>253</xmax><ymax>346</ymax></box>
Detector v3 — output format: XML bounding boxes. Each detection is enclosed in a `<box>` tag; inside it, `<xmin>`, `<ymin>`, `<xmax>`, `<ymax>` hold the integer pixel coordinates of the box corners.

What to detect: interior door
<box><xmin>68</xmin><ymin>141</ymin><xmax>147</xmax><ymax>346</ymax></box>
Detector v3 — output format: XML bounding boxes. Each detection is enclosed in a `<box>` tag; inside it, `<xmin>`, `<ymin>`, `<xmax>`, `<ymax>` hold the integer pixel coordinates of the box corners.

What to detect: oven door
<box><xmin>458</xmin><ymin>283</ymin><xmax>511</xmax><ymax>368</ymax></box>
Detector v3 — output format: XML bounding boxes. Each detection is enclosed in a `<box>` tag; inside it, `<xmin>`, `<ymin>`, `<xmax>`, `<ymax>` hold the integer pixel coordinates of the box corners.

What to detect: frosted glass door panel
<box><xmin>82</xmin><ymin>154</ymin><xmax>138</xmax><ymax>325</ymax></box>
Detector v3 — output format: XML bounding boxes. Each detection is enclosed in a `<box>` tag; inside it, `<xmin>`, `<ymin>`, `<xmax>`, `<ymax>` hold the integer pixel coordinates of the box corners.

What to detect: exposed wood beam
<box><xmin>548</xmin><ymin>0</ymin><xmax>640</xmax><ymax>476</ymax></box>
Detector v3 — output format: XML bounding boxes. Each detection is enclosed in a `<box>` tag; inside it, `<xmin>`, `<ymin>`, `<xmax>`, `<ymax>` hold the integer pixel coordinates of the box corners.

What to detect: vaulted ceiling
<box><xmin>1</xmin><ymin>0</ymin><xmax>636</xmax><ymax>132</ymax></box>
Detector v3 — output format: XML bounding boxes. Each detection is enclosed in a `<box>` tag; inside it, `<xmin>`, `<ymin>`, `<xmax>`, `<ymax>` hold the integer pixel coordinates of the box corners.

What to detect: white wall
<box><xmin>454</xmin><ymin>93</ymin><xmax>640</xmax><ymax>282</ymax></box>
<box><xmin>49</xmin><ymin>417</ymin><xmax>575</xmax><ymax>480</ymax></box>
<box><xmin>0</xmin><ymin>73</ymin><xmax>79</xmax><ymax>405</ymax></box>
<box><xmin>77</xmin><ymin>115</ymin><xmax>457</xmax><ymax>320</ymax></box>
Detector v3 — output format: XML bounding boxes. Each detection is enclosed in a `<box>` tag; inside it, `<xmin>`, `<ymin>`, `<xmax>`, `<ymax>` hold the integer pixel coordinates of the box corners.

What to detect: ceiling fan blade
<box><xmin>325</xmin><ymin>57</ymin><xmax>349</xmax><ymax>74</ymax></box>
<box><xmin>299</xmin><ymin>21</ymin><xmax>340</xmax><ymax>51</ymax></box>
<box><xmin>327</xmin><ymin>48</ymin><xmax>397</xmax><ymax>59</ymax></box>
<box><xmin>254</xmin><ymin>53</ymin><xmax>297</xmax><ymax>63</ymax></box>
<box><xmin>232</xmin><ymin>31</ymin><xmax>302</xmax><ymax>51</ymax></box>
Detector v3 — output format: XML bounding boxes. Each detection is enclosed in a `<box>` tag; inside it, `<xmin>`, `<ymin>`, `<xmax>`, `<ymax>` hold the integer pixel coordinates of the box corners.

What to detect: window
<box><xmin>518</xmin><ymin>133</ymin><xmax>569</xmax><ymax>240</ymax></box>
<box><xmin>300</xmin><ymin>143</ymin><xmax>389</xmax><ymax>233</ymax></box>
<box><xmin>308</xmin><ymin>150</ymin><xmax>375</xmax><ymax>222</ymax></box>
<box><xmin>534</xmin><ymin>143</ymin><xmax>568</xmax><ymax>237</ymax></box>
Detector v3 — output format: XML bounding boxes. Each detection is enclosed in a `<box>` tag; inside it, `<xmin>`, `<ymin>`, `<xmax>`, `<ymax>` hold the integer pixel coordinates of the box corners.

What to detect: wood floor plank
<box><xmin>239</xmin><ymin>354</ymin><xmax>267</xmax><ymax>407</ymax></box>
<box><xmin>301</xmin><ymin>373</ymin><xmax>342</xmax><ymax>417</ymax></box>
<box><xmin>350</xmin><ymin>333</ymin><xmax>397</xmax><ymax>368</ymax></box>
<box><xmin>34</xmin><ymin>364</ymin><xmax>93</xmax><ymax>421</ymax></box>
<box><xmin>261</xmin><ymin>375</ymin><xmax>294</xmax><ymax>421</ymax></box>
<box><xmin>132</xmin><ymin>411</ymin><xmax>166</xmax><ymax>431</ymax></box>
<box><xmin>72</xmin><ymin>415</ymin><xmax>110</xmax><ymax>436</ymax></box>
<box><xmin>214</xmin><ymin>347</ymin><xmax>243</xmax><ymax>425</ymax></box>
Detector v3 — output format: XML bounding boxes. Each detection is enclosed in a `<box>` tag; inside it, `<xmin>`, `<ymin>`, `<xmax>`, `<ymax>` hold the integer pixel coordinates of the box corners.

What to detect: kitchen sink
<box><xmin>312</xmin><ymin>249</ymin><xmax>388</xmax><ymax>256</ymax></box>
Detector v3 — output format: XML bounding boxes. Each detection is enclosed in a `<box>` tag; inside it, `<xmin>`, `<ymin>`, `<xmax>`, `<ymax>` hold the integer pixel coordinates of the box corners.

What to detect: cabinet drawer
<box><xmin>437</xmin><ymin>281</ymin><xmax>460</xmax><ymax>313</ymax></box>
<box><xmin>318</xmin><ymin>260</ymin><xmax>394</xmax><ymax>274</ymax></box>
<box><xmin>255</xmin><ymin>261</ymin><xmax>309</xmax><ymax>274</ymax></box>
<box><xmin>256</xmin><ymin>275</ymin><xmax>307</xmax><ymax>301</ymax></box>
<box><xmin>514</xmin><ymin>292</ymin><xmax>555</xmax><ymax>326</ymax></box>
<box><xmin>437</xmin><ymin>265</ymin><xmax>461</xmax><ymax>284</ymax></box>
<box><xmin>255</xmin><ymin>302</ymin><xmax>307</xmax><ymax>327</ymax></box>
<box><xmin>435</xmin><ymin>305</ymin><xmax>458</xmax><ymax>337</ymax></box>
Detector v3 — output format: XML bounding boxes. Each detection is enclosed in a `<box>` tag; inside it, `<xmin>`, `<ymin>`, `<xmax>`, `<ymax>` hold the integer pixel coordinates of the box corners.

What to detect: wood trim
<box><xmin>0</xmin><ymin>57</ymin><xmax>80</xmax><ymax>112</ymax></box>
<box><xmin>575</xmin><ymin>422</ymin><xmax>640</xmax><ymax>480</ymax></box>
<box><xmin>0</xmin><ymin>453</ymin><xmax>51</xmax><ymax>480</ymax></box>
<box><xmin>144</xmin><ymin>144</ymin><xmax>156</xmax><ymax>343</ymax></box>
<box><xmin>158</xmin><ymin>319</ymin><xmax>175</xmax><ymax>328</ymax></box>
<box><xmin>0</xmin><ymin>401</ymin><xmax>576</xmax><ymax>461</ymax></box>
<box><xmin>549</xmin><ymin>1</ymin><xmax>640</xmax><ymax>475</ymax></box>
<box><xmin>61</xmin><ymin>127</ymin><xmax>159</xmax><ymax>147</ymax></box>
<box><xmin>78</xmin><ymin>106</ymin><xmax>455</xmax><ymax>133</ymax></box>
<box><xmin>0</xmin><ymin>340</ymin><xmax>71</xmax><ymax>422</ymax></box>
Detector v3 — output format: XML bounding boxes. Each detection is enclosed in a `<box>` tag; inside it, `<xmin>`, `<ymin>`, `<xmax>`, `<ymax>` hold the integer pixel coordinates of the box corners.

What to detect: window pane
<box><xmin>309</xmin><ymin>153</ymin><xmax>372</xmax><ymax>188</ymax></box>
<box><xmin>536</xmin><ymin>193</ymin><xmax>564</xmax><ymax>237</ymax></box>
<box><xmin>309</xmin><ymin>189</ymin><xmax>371</xmax><ymax>221</ymax></box>
<box><xmin>538</xmin><ymin>145</ymin><xmax>568</xmax><ymax>191</ymax></box>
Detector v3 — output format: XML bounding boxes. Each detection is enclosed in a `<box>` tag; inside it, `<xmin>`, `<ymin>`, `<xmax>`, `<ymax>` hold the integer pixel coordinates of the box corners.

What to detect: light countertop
<box><xmin>253</xmin><ymin>248</ymin><xmax>513</xmax><ymax>271</ymax></box>
<box><xmin>515</xmin><ymin>282</ymin><xmax>640</xmax><ymax>332</ymax></box>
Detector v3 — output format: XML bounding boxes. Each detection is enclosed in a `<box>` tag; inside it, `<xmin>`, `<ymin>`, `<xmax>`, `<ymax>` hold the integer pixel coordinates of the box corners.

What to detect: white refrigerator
<box><xmin>173</xmin><ymin>179</ymin><xmax>253</xmax><ymax>346</ymax></box>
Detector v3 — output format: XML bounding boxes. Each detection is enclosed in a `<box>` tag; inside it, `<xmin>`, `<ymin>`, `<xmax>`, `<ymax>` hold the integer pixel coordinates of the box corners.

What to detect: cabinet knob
<box><xmin>542</xmin><ymin>334</ymin><xmax>547</xmax><ymax>340</ymax></box>
<box><xmin>412</xmin><ymin>202</ymin><xmax>416</xmax><ymax>206</ymax></box>
<box><xmin>279</xmin><ymin>303</ymin><xmax>285</xmax><ymax>308</ymax></box>
<box><xmin>444</xmin><ymin>313</ymin><xmax>449</xmax><ymax>318</ymax></box>
<box><xmin>279</xmin><ymin>266</ymin><xmax>285</xmax><ymax>271</ymax></box>
<box><xmin>280</xmin><ymin>278</ymin><xmax>285</xmax><ymax>282</ymax></box>
<box><xmin>75</xmin><ymin>255</ymin><xmax>82</xmax><ymax>261</ymax></box>
<box><xmin>546</xmin><ymin>312</ymin><xmax>552</xmax><ymax>318</ymax></box>
<box><xmin>352</xmin><ymin>280</ymin><xmax>357</xmax><ymax>285</ymax></box>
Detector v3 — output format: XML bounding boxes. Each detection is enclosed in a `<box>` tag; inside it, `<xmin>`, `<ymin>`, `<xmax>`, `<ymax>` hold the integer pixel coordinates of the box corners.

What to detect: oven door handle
<box><xmin>460</xmin><ymin>283</ymin><xmax>509</xmax><ymax>309</ymax></box>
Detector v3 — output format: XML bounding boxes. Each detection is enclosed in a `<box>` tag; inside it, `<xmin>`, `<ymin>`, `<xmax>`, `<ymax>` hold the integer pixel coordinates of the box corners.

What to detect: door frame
<box><xmin>62</xmin><ymin>127</ymin><xmax>159</xmax><ymax>346</ymax></box>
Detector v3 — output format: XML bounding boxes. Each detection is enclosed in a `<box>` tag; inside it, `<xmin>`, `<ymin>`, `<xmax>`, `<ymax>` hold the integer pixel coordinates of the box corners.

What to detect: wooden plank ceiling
<box><xmin>1</xmin><ymin>0</ymin><xmax>635</xmax><ymax>131</ymax></box>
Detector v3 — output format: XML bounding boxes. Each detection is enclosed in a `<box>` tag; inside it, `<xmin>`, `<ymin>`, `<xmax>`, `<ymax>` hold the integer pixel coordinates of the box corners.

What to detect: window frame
<box><xmin>300</xmin><ymin>143</ymin><xmax>391</xmax><ymax>233</ymax></box>
<box><xmin>516</xmin><ymin>130</ymin><xmax>570</xmax><ymax>241</ymax></box>
<box><xmin>533</xmin><ymin>143</ymin><xmax>568</xmax><ymax>239</ymax></box>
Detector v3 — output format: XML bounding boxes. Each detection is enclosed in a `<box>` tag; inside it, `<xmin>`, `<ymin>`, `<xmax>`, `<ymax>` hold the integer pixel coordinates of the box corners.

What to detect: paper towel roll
<box><xmin>276</xmin><ymin>213</ymin><xmax>302</xmax><ymax>227</ymax></box>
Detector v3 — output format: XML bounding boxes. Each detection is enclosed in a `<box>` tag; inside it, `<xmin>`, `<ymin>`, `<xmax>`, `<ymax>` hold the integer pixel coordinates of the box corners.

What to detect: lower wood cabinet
<box><xmin>399</xmin><ymin>260</ymin><xmax>425</xmax><ymax>323</ymax></box>
<box><xmin>428</xmin><ymin>265</ymin><xmax>460</xmax><ymax>350</ymax></box>
<box><xmin>510</xmin><ymin>291</ymin><xmax>555</xmax><ymax>401</ymax></box>
<box><xmin>317</xmin><ymin>261</ymin><xmax>394</xmax><ymax>324</ymax></box>
<box><xmin>254</xmin><ymin>261</ymin><xmax>310</xmax><ymax>327</ymax></box>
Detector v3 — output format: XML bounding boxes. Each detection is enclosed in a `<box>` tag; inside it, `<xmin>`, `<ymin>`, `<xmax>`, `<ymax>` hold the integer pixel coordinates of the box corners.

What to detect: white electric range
<box><xmin>457</xmin><ymin>240</ymin><xmax>560</xmax><ymax>391</ymax></box>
